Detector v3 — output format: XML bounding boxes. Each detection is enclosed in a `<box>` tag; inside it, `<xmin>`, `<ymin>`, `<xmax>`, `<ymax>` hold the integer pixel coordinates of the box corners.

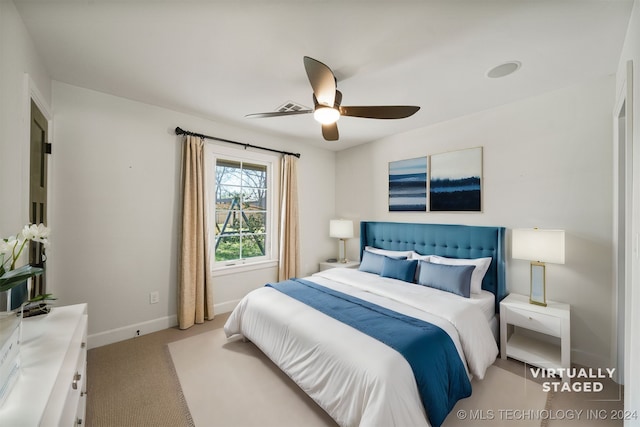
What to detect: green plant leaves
<box><xmin>0</xmin><ymin>264</ymin><xmax>44</xmax><ymax>293</ymax></box>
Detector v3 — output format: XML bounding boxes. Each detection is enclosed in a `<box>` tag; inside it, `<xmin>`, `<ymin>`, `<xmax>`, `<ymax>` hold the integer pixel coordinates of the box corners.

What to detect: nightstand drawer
<box><xmin>506</xmin><ymin>306</ymin><xmax>561</xmax><ymax>336</ymax></box>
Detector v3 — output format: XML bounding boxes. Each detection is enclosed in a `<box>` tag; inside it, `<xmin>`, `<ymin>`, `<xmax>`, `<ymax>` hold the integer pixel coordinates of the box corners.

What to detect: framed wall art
<box><xmin>388</xmin><ymin>157</ymin><xmax>427</xmax><ymax>211</ymax></box>
<box><xmin>429</xmin><ymin>147</ymin><xmax>482</xmax><ymax>212</ymax></box>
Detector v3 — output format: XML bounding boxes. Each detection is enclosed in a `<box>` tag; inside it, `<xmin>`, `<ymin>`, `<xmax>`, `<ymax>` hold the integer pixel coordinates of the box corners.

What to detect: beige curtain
<box><xmin>278</xmin><ymin>155</ymin><xmax>300</xmax><ymax>280</ymax></box>
<box><xmin>178</xmin><ymin>135</ymin><xmax>213</xmax><ymax>329</ymax></box>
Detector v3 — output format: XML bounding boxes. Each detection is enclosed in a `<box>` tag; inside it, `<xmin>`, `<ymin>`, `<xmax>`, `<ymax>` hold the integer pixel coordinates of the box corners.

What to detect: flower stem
<box><xmin>10</xmin><ymin>240</ymin><xmax>28</xmax><ymax>270</ymax></box>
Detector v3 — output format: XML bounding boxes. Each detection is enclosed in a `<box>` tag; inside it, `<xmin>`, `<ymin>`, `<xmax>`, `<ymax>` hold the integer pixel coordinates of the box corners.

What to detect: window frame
<box><xmin>205</xmin><ymin>143</ymin><xmax>280</xmax><ymax>272</ymax></box>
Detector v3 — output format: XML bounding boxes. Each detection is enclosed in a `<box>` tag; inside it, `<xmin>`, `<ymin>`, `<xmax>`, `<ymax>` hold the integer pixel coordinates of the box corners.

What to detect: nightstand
<box><xmin>319</xmin><ymin>260</ymin><xmax>360</xmax><ymax>271</ymax></box>
<box><xmin>500</xmin><ymin>293</ymin><xmax>570</xmax><ymax>377</ymax></box>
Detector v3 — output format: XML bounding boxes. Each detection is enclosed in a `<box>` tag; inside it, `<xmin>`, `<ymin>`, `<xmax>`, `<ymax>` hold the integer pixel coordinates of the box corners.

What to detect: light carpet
<box><xmin>169</xmin><ymin>328</ymin><xmax>548</xmax><ymax>427</ymax></box>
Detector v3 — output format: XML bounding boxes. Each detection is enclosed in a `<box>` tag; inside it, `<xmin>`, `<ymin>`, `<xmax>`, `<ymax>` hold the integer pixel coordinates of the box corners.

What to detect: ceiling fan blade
<box><xmin>334</xmin><ymin>90</ymin><xmax>342</xmax><ymax>108</ymax></box>
<box><xmin>340</xmin><ymin>105</ymin><xmax>420</xmax><ymax>119</ymax></box>
<box><xmin>304</xmin><ymin>56</ymin><xmax>336</xmax><ymax>107</ymax></box>
<box><xmin>322</xmin><ymin>123</ymin><xmax>339</xmax><ymax>141</ymax></box>
<box><xmin>245</xmin><ymin>110</ymin><xmax>312</xmax><ymax>119</ymax></box>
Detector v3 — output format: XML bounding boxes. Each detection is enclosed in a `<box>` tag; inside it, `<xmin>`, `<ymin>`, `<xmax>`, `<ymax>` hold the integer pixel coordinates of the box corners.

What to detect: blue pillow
<box><xmin>417</xmin><ymin>261</ymin><xmax>474</xmax><ymax>298</ymax></box>
<box><xmin>359</xmin><ymin>250</ymin><xmax>406</xmax><ymax>275</ymax></box>
<box><xmin>380</xmin><ymin>257</ymin><xmax>418</xmax><ymax>283</ymax></box>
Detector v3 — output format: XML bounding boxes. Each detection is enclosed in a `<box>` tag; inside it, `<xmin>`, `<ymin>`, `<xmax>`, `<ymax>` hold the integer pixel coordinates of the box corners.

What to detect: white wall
<box><xmin>616</xmin><ymin>0</ymin><xmax>640</xmax><ymax>423</ymax></box>
<box><xmin>50</xmin><ymin>82</ymin><xmax>336</xmax><ymax>347</ymax></box>
<box><xmin>0</xmin><ymin>0</ymin><xmax>51</xmax><ymax>236</ymax></box>
<box><xmin>336</xmin><ymin>76</ymin><xmax>615</xmax><ymax>369</ymax></box>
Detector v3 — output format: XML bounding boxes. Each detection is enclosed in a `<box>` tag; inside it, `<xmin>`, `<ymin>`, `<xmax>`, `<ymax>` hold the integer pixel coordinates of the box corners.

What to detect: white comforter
<box><xmin>224</xmin><ymin>268</ymin><xmax>498</xmax><ymax>427</ymax></box>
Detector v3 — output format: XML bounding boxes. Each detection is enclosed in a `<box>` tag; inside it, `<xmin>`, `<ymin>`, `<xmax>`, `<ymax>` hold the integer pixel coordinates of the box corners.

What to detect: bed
<box><xmin>224</xmin><ymin>221</ymin><xmax>506</xmax><ymax>427</ymax></box>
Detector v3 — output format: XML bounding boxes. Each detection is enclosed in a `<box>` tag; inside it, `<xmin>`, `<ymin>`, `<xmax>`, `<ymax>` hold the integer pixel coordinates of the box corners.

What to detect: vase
<box><xmin>0</xmin><ymin>280</ymin><xmax>28</xmax><ymax>312</ymax></box>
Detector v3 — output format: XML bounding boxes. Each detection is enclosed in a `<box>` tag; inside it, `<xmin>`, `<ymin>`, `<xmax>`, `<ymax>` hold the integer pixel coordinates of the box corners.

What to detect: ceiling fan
<box><xmin>246</xmin><ymin>56</ymin><xmax>420</xmax><ymax>141</ymax></box>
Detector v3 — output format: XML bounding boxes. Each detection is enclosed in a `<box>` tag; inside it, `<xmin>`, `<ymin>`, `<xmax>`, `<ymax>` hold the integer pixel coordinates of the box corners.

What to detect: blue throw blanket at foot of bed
<box><xmin>267</xmin><ymin>278</ymin><xmax>471</xmax><ymax>427</ymax></box>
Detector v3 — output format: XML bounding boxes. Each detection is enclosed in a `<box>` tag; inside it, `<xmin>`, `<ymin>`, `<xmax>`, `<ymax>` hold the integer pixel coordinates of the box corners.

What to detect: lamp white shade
<box><xmin>329</xmin><ymin>219</ymin><xmax>354</xmax><ymax>239</ymax></box>
<box><xmin>512</xmin><ymin>228</ymin><xmax>565</xmax><ymax>264</ymax></box>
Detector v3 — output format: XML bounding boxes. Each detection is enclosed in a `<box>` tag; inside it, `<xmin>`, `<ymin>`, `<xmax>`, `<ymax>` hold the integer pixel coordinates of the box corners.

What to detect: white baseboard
<box><xmin>215</xmin><ymin>299</ymin><xmax>240</xmax><ymax>315</ymax></box>
<box><xmin>572</xmin><ymin>348</ymin><xmax>611</xmax><ymax>370</ymax></box>
<box><xmin>87</xmin><ymin>299</ymin><xmax>242</xmax><ymax>349</ymax></box>
<box><xmin>88</xmin><ymin>315</ymin><xmax>178</xmax><ymax>349</ymax></box>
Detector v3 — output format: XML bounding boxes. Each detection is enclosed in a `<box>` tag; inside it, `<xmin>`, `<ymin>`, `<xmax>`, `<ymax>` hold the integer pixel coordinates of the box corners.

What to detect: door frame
<box><xmin>21</xmin><ymin>74</ymin><xmax>52</xmax><ymax>225</ymax></box>
<box><xmin>22</xmin><ymin>74</ymin><xmax>53</xmax><ymax>297</ymax></box>
<box><xmin>612</xmin><ymin>60</ymin><xmax>633</xmax><ymax>386</ymax></box>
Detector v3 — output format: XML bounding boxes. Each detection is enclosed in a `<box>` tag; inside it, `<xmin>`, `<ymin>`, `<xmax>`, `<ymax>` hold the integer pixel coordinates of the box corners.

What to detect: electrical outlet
<box><xmin>149</xmin><ymin>291</ymin><xmax>160</xmax><ymax>304</ymax></box>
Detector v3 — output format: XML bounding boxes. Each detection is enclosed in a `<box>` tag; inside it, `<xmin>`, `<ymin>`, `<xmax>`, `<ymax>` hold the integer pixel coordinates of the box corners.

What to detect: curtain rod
<box><xmin>174</xmin><ymin>127</ymin><xmax>301</xmax><ymax>158</ymax></box>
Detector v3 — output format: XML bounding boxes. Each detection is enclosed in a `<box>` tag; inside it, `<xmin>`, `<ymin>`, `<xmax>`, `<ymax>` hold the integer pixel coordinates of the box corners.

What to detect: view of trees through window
<box><xmin>214</xmin><ymin>159</ymin><xmax>268</xmax><ymax>262</ymax></box>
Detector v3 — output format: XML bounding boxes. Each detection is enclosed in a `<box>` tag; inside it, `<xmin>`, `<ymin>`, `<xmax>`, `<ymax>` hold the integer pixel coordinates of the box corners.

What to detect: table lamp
<box><xmin>512</xmin><ymin>228</ymin><xmax>565</xmax><ymax>306</ymax></box>
<box><xmin>330</xmin><ymin>219</ymin><xmax>354</xmax><ymax>263</ymax></box>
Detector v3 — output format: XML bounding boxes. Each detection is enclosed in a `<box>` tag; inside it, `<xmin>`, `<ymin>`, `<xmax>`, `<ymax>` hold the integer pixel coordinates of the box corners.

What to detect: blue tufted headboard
<box><xmin>360</xmin><ymin>221</ymin><xmax>506</xmax><ymax>312</ymax></box>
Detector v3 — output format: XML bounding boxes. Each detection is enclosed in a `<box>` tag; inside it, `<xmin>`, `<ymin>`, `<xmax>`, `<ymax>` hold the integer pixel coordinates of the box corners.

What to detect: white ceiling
<box><xmin>15</xmin><ymin>0</ymin><xmax>634</xmax><ymax>151</ymax></box>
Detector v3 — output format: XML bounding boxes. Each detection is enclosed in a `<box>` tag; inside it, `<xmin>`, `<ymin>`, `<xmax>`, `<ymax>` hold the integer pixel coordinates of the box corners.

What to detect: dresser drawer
<box><xmin>58</xmin><ymin>314</ymin><xmax>88</xmax><ymax>426</ymax></box>
<box><xmin>506</xmin><ymin>306</ymin><xmax>561</xmax><ymax>337</ymax></box>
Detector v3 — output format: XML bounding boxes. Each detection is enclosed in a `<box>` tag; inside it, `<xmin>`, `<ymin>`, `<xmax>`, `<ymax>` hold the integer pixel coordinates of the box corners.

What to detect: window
<box><xmin>207</xmin><ymin>145</ymin><xmax>278</xmax><ymax>269</ymax></box>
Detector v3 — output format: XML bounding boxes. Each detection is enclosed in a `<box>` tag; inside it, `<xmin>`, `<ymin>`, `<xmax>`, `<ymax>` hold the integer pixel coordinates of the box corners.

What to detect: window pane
<box><xmin>216</xmin><ymin>160</ymin><xmax>242</xmax><ymax>186</ymax></box>
<box><xmin>214</xmin><ymin>210</ymin><xmax>229</xmax><ymax>236</ymax></box>
<box><xmin>215</xmin><ymin>211</ymin><xmax>241</xmax><ymax>235</ymax></box>
<box><xmin>242</xmin><ymin>163</ymin><xmax>267</xmax><ymax>188</ymax></box>
<box><xmin>242</xmin><ymin>234</ymin><xmax>266</xmax><ymax>258</ymax></box>
<box><xmin>242</xmin><ymin>188</ymin><xmax>267</xmax><ymax>210</ymax></box>
<box><xmin>243</xmin><ymin>212</ymin><xmax>266</xmax><ymax>233</ymax></box>
<box><xmin>215</xmin><ymin>235</ymin><xmax>241</xmax><ymax>261</ymax></box>
<box><xmin>217</xmin><ymin>185</ymin><xmax>241</xmax><ymax>206</ymax></box>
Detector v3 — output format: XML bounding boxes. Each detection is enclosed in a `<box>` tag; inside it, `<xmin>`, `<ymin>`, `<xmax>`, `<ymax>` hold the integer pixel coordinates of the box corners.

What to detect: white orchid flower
<box><xmin>0</xmin><ymin>239</ymin><xmax>12</xmax><ymax>256</ymax></box>
<box><xmin>2</xmin><ymin>224</ymin><xmax>49</xmax><ymax>272</ymax></box>
<box><xmin>29</xmin><ymin>224</ymin><xmax>50</xmax><ymax>246</ymax></box>
<box><xmin>34</xmin><ymin>223</ymin><xmax>50</xmax><ymax>239</ymax></box>
<box><xmin>21</xmin><ymin>225</ymin><xmax>36</xmax><ymax>240</ymax></box>
<box><xmin>22</xmin><ymin>223</ymin><xmax>50</xmax><ymax>240</ymax></box>
<box><xmin>4</xmin><ymin>236</ymin><xmax>22</xmax><ymax>251</ymax></box>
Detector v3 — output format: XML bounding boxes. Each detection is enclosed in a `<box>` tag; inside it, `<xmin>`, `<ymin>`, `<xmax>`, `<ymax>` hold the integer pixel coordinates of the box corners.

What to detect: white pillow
<box><xmin>428</xmin><ymin>255</ymin><xmax>492</xmax><ymax>294</ymax></box>
<box><xmin>410</xmin><ymin>253</ymin><xmax>431</xmax><ymax>261</ymax></box>
<box><xmin>364</xmin><ymin>246</ymin><xmax>414</xmax><ymax>258</ymax></box>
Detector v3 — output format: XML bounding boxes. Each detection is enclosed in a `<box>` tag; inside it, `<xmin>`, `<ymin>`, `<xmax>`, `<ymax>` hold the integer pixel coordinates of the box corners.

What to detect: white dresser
<box><xmin>0</xmin><ymin>303</ymin><xmax>88</xmax><ymax>426</ymax></box>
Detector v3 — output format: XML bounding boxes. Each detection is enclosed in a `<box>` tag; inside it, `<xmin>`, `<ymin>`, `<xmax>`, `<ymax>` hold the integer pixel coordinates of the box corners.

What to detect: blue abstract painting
<box><xmin>430</xmin><ymin>147</ymin><xmax>482</xmax><ymax>212</ymax></box>
<box><xmin>389</xmin><ymin>157</ymin><xmax>427</xmax><ymax>211</ymax></box>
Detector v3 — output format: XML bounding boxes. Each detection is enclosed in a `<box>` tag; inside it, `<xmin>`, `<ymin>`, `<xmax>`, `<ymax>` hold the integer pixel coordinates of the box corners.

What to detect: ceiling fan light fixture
<box><xmin>314</xmin><ymin>106</ymin><xmax>340</xmax><ymax>124</ymax></box>
<box><xmin>246</xmin><ymin>56</ymin><xmax>421</xmax><ymax>141</ymax></box>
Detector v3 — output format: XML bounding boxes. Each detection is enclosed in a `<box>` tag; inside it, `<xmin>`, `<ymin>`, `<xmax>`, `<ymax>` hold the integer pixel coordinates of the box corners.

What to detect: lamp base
<box><xmin>337</xmin><ymin>238</ymin><xmax>349</xmax><ymax>264</ymax></box>
<box><xmin>529</xmin><ymin>261</ymin><xmax>547</xmax><ymax>306</ymax></box>
<box><xmin>529</xmin><ymin>299</ymin><xmax>547</xmax><ymax>307</ymax></box>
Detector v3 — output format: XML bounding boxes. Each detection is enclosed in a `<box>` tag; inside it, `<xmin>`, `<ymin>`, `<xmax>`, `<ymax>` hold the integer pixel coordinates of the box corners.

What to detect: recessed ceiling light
<box><xmin>487</xmin><ymin>61</ymin><xmax>521</xmax><ymax>78</ymax></box>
